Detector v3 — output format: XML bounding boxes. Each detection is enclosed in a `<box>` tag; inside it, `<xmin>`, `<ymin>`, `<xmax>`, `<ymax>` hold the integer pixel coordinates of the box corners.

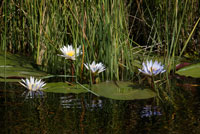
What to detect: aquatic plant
<box><xmin>138</xmin><ymin>60</ymin><xmax>166</xmax><ymax>100</ymax></box>
<box><xmin>84</xmin><ymin>61</ymin><xmax>106</xmax><ymax>74</ymax></box>
<box><xmin>58</xmin><ymin>45</ymin><xmax>82</xmax><ymax>81</ymax></box>
<box><xmin>1</xmin><ymin>0</ymin><xmax>199</xmax><ymax>85</ymax></box>
<box><xmin>1</xmin><ymin>0</ymin><xmax>134</xmax><ymax>82</ymax></box>
<box><xmin>138</xmin><ymin>60</ymin><xmax>166</xmax><ymax>76</ymax></box>
<box><xmin>0</xmin><ymin>53</ymin><xmax>48</xmax><ymax>82</ymax></box>
<box><xmin>84</xmin><ymin>61</ymin><xmax>106</xmax><ymax>84</ymax></box>
<box><xmin>176</xmin><ymin>63</ymin><xmax>200</xmax><ymax>78</ymax></box>
<box><xmin>19</xmin><ymin>77</ymin><xmax>46</xmax><ymax>99</ymax></box>
<box><xmin>19</xmin><ymin>77</ymin><xmax>46</xmax><ymax>91</ymax></box>
<box><xmin>58</xmin><ymin>45</ymin><xmax>82</xmax><ymax>60</ymax></box>
<box><xmin>142</xmin><ymin>0</ymin><xmax>200</xmax><ymax>72</ymax></box>
<box><xmin>91</xmin><ymin>81</ymin><xmax>156</xmax><ymax>100</ymax></box>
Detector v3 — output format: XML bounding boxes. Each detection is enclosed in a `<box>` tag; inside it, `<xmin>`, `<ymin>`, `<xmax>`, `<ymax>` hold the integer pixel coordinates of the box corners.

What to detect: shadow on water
<box><xmin>0</xmin><ymin>78</ymin><xmax>200</xmax><ymax>134</ymax></box>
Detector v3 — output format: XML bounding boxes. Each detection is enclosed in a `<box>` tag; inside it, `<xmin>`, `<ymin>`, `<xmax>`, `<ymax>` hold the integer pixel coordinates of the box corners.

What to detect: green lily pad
<box><xmin>44</xmin><ymin>82</ymin><xmax>88</xmax><ymax>94</ymax></box>
<box><xmin>0</xmin><ymin>53</ymin><xmax>47</xmax><ymax>82</ymax></box>
<box><xmin>176</xmin><ymin>63</ymin><xmax>200</xmax><ymax>78</ymax></box>
<box><xmin>0</xmin><ymin>78</ymin><xmax>20</xmax><ymax>82</ymax></box>
<box><xmin>91</xmin><ymin>81</ymin><xmax>156</xmax><ymax>100</ymax></box>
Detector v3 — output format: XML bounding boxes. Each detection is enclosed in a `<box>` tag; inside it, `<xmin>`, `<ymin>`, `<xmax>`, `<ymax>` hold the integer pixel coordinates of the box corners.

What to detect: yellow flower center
<box><xmin>66</xmin><ymin>51</ymin><xmax>75</xmax><ymax>57</ymax></box>
<box><xmin>28</xmin><ymin>83</ymin><xmax>33</xmax><ymax>90</ymax></box>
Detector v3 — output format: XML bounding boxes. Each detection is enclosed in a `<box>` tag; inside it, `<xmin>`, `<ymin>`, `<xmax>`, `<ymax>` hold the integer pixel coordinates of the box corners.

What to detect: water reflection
<box><xmin>60</xmin><ymin>95</ymin><xmax>82</xmax><ymax>109</ymax></box>
<box><xmin>22</xmin><ymin>90</ymin><xmax>45</xmax><ymax>99</ymax></box>
<box><xmin>0</xmin><ymin>81</ymin><xmax>200</xmax><ymax>134</ymax></box>
<box><xmin>141</xmin><ymin>105</ymin><xmax>162</xmax><ymax>118</ymax></box>
<box><xmin>60</xmin><ymin>95</ymin><xmax>103</xmax><ymax>110</ymax></box>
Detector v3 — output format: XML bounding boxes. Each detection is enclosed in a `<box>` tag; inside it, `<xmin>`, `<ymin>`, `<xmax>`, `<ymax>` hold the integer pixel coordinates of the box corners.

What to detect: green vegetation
<box><xmin>1</xmin><ymin>0</ymin><xmax>200</xmax><ymax>101</ymax></box>
<box><xmin>176</xmin><ymin>63</ymin><xmax>200</xmax><ymax>78</ymax></box>
<box><xmin>1</xmin><ymin>0</ymin><xmax>199</xmax><ymax>80</ymax></box>
<box><xmin>1</xmin><ymin>0</ymin><xmax>136</xmax><ymax>83</ymax></box>
<box><xmin>91</xmin><ymin>81</ymin><xmax>156</xmax><ymax>100</ymax></box>
<box><xmin>0</xmin><ymin>52</ymin><xmax>47</xmax><ymax>82</ymax></box>
<box><xmin>1</xmin><ymin>1</ymin><xmax>200</xmax><ymax>132</ymax></box>
<box><xmin>44</xmin><ymin>82</ymin><xmax>88</xmax><ymax>94</ymax></box>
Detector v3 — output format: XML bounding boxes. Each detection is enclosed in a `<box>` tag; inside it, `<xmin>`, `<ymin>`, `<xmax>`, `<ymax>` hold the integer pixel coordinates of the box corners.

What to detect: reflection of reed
<box><xmin>38</xmin><ymin>99</ymin><xmax>48</xmax><ymax>134</ymax></box>
<box><xmin>60</xmin><ymin>95</ymin><xmax>82</xmax><ymax>109</ymax></box>
<box><xmin>60</xmin><ymin>95</ymin><xmax>103</xmax><ymax>110</ymax></box>
<box><xmin>80</xmin><ymin>97</ymin><xmax>85</xmax><ymax>134</ymax></box>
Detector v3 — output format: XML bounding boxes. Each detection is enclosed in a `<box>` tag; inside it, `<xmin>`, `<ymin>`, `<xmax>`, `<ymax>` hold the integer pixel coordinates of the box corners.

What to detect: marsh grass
<box><xmin>143</xmin><ymin>0</ymin><xmax>200</xmax><ymax>71</ymax></box>
<box><xmin>1</xmin><ymin>0</ymin><xmax>199</xmax><ymax>84</ymax></box>
<box><xmin>1</xmin><ymin>0</ymin><xmax>136</xmax><ymax>83</ymax></box>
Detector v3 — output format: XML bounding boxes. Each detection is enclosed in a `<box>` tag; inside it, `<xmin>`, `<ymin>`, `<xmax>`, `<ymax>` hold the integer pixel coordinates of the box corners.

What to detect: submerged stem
<box><xmin>152</xmin><ymin>75</ymin><xmax>162</xmax><ymax>101</ymax></box>
<box><xmin>70</xmin><ymin>60</ymin><xmax>74</xmax><ymax>82</ymax></box>
<box><xmin>92</xmin><ymin>73</ymin><xmax>95</xmax><ymax>84</ymax></box>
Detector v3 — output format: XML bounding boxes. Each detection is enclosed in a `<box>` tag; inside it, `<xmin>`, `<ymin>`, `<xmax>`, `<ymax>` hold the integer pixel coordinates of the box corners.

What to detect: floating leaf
<box><xmin>44</xmin><ymin>82</ymin><xmax>88</xmax><ymax>94</ymax></box>
<box><xmin>0</xmin><ymin>53</ymin><xmax>47</xmax><ymax>82</ymax></box>
<box><xmin>176</xmin><ymin>62</ymin><xmax>191</xmax><ymax>71</ymax></box>
<box><xmin>176</xmin><ymin>63</ymin><xmax>200</xmax><ymax>78</ymax></box>
<box><xmin>91</xmin><ymin>81</ymin><xmax>156</xmax><ymax>100</ymax></box>
<box><xmin>0</xmin><ymin>78</ymin><xmax>20</xmax><ymax>82</ymax></box>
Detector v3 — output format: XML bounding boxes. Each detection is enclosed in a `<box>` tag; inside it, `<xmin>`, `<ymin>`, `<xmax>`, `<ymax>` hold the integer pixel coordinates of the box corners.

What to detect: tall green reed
<box><xmin>1</xmin><ymin>0</ymin><xmax>199</xmax><ymax>83</ymax></box>
<box><xmin>1</xmin><ymin>0</ymin><xmax>135</xmax><ymax>83</ymax></box>
<box><xmin>66</xmin><ymin>0</ymin><xmax>136</xmax><ymax>82</ymax></box>
<box><xmin>143</xmin><ymin>0</ymin><xmax>199</xmax><ymax>71</ymax></box>
<box><xmin>127</xmin><ymin>0</ymin><xmax>199</xmax><ymax>104</ymax></box>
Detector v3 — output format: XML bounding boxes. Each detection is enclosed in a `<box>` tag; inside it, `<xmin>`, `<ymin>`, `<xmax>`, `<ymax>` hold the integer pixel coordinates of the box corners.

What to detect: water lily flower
<box><xmin>138</xmin><ymin>60</ymin><xmax>166</xmax><ymax>76</ymax></box>
<box><xmin>59</xmin><ymin>45</ymin><xmax>82</xmax><ymax>60</ymax></box>
<box><xmin>84</xmin><ymin>61</ymin><xmax>106</xmax><ymax>74</ymax></box>
<box><xmin>19</xmin><ymin>77</ymin><xmax>46</xmax><ymax>98</ymax></box>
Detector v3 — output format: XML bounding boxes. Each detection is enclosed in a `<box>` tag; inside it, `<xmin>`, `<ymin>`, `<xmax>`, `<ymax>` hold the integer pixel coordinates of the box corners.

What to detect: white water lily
<box><xmin>59</xmin><ymin>45</ymin><xmax>81</xmax><ymax>60</ymax></box>
<box><xmin>84</xmin><ymin>61</ymin><xmax>106</xmax><ymax>74</ymax></box>
<box><xmin>19</xmin><ymin>77</ymin><xmax>46</xmax><ymax>91</ymax></box>
<box><xmin>138</xmin><ymin>60</ymin><xmax>166</xmax><ymax>76</ymax></box>
<box><xmin>19</xmin><ymin>77</ymin><xmax>46</xmax><ymax>99</ymax></box>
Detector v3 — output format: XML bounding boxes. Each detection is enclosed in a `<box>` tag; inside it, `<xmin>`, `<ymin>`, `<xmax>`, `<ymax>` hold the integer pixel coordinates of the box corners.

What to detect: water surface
<box><xmin>1</xmin><ymin>81</ymin><xmax>200</xmax><ymax>134</ymax></box>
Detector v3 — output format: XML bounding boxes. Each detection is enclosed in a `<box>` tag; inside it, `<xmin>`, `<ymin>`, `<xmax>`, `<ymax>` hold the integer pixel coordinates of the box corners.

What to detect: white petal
<box><xmin>19</xmin><ymin>81</ymin><xmax>29</xmax><ymax>89</ymax></box>
<box><xmin>142</xmin><ymin>62</ymin><xmax>147</xmax><ymax>74</ymax></box>
<box><xmin>84</xmin><ymin>63</ymin><xmax>89</xmax><ymax>70</ymax></box>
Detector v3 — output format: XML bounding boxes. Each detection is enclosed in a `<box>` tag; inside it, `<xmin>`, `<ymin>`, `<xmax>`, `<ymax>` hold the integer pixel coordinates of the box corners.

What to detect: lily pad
<box><xmin>91</xmin><ymin>81</ymin><xmax>156</xmax><ymax>100</ymax></box>
<box><xmin>176</xmin><ymin>63</ymin><xmax>200</xmax><ymax>78</ymax></box>
<box><xmin>0</xmin><ymin>78</ymin><xmax>20</xmax><ymax>82</ymax></box>
<box><xmin>44</xmin><ymin>82</ymin><xmax>88</xmax><ymax>94</ymax></box>
<box><xmin>0</xmin><ymin>53</ymin><xmax>47</xmax><ymax>82</ymax></box>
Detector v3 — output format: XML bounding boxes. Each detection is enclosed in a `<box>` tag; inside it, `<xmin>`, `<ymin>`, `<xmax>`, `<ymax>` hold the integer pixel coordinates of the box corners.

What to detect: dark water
<box><xmin>1</xmin><ymin>81</ymin><xmax>200</xmax><ymax>134</ymax></box>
